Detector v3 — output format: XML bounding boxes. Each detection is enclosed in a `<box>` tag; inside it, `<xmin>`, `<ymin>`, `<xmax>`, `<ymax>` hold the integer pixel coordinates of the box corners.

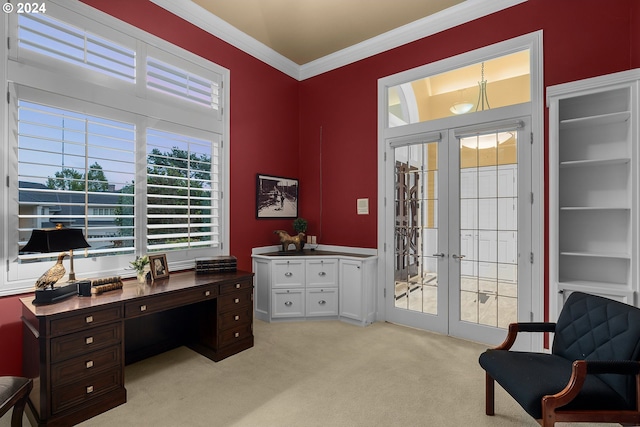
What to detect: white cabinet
<box><xmin>548</xmin><ymin>69</ymin><xmax>640</xmax><ymax>318</ymax></box>
<box><xmin>252</xmin><ymin>250</ymin><xmax>377</xmax><ymax>325</ymax></box>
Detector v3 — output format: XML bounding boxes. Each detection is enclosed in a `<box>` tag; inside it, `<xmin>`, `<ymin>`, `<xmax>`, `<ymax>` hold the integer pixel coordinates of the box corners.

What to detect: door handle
<box><xmin>432</xmin><ymin>253</ymin><xmax>446</xmax><ymax>258</ymax></box>
<box><xmin>452</xmin><ymin>254</ymin><xmax>466</xmax><ymax>259</ymax></box>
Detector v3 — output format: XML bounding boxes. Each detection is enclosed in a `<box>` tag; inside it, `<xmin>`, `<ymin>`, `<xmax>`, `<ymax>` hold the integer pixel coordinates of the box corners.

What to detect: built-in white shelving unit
<box><xmin>548</xmin><ymin>69</ymin><xmax>640</xmax><ymax>320</ymax></box>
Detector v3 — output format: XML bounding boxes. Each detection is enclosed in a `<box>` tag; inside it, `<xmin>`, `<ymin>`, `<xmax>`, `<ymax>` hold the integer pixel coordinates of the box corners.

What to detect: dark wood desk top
<box><xmin>20</xmin><ymin>270</ymin><xmax>254</xmax><ymax>318</ymax></box>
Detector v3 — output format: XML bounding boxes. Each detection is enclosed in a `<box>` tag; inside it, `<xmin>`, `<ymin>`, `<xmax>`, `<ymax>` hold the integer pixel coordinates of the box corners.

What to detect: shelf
<box><xmin>560</xmin><ymin>251</ymin><xmax>630</xmax><ymax>260</ymax></box>
<box><xmin>560</xmin><ymin>206</ymin><xmax>630</xmax><ymax>211</ymax></box>
<box><xmin>560</xmin><ymin>111</ymin><xmax>630</xmax><ymax>130</ymax></box>
<box><xmin>559</xmin><ymin>158</ymin><xmax>630</xmax><ymax>168</ymax></box>
<box><xmin>558</xmin><ymin>279</ymin><xmax>630</xmax><ymax>288</ymax></box>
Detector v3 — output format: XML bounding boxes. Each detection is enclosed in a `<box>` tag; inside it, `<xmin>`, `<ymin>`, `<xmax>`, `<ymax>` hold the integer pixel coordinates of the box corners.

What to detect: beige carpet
<box><xmin>3</xmin><ymin>320</ymin><xmax>619</xmax><ymax>426</ymax></box>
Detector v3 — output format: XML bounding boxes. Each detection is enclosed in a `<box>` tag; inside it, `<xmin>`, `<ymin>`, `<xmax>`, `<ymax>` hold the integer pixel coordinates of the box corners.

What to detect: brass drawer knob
<box><xmin>235</xmin><ymin>283</ymin><xmax>241</xmax><ymax>289</ymax></box>
<box><xmin>85</xmin><ymin>315</ymin><xmax>93</xmax><ymax>323</ymax></box>
<box><xmin>86</xmin><ymin>360</ymin><xmax>94</xmax><ymax>369</ymax></box>
<box><xmin>234</xmin><ymin>315</ymin><xmax>240</xmax><ymax>321</ymax></box>
<box><xmin>85</xmin><ymin>336</ymin><xmax>94</xmax><ymax>345</ymax></box>
<box><xmin>234</xmin><ymin>332</ymin><xmax>240</xmax><ymax>338</ymax></box>
<box><xmin>140</xmin><ymin>305</ymin><xmax>147</xmax><ymax>312</ymax></box>
<box><xmin>234</xmin><ymin>298</ymin><xmax>239</xmax><ymax>304</ymax></box>
<box><xmin>204</xmin><ymin>290</ymin><xmax>211</xmax><ymax>297</ymax></box>
<box><xmin>86</xmin><ymin>385</ymin><xmax>94</xmax><ymax>394</ymax></box>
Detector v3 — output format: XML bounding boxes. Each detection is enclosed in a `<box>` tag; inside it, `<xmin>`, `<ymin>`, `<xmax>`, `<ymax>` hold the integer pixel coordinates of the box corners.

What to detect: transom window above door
<box><xmin>387</xmin><ymin>49</ymin><xmax>530</xmax><ymax>127</ymax></box>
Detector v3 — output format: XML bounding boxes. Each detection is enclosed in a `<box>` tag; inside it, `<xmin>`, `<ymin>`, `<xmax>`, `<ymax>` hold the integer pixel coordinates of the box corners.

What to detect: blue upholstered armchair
<box><xmin>479</xmin><ymin>292</ymin><xmax>640</xmax><ymax>427</ymax></box>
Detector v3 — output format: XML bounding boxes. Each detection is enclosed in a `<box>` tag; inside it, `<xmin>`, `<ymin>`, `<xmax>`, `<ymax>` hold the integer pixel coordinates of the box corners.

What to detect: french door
<box><xmin>386</xmin><ymin>118</ymin><xmax>532</xmax><ymax>348</ymax></box>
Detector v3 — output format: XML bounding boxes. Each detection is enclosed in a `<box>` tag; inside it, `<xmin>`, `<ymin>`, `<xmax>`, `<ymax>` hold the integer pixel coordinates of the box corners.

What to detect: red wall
<box><xmin>1</xmin><ymin>0</ymin><xmax>638</xmax><ymax>375</ymax></box>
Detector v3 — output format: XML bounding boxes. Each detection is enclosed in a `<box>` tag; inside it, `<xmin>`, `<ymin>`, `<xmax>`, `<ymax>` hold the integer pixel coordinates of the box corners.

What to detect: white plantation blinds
<box><xmin>17</xmin><ymin>101</ymin><xmax>136</xmax><ymax>257</ymax></box>
<box><xmin>146</xmin><ymin>129</ymin><xmax>220</xmax><ymax>251</ymax></box>
<box><xmin>18</xmin><ymin>14</ymin><xmax>135</xmax><ymax>82</ymax></box>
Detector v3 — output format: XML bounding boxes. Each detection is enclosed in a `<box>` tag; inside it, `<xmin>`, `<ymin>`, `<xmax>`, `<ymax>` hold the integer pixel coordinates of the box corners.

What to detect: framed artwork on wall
<box><xmin>256</xmin><ymin>174</ymin><xmax>299</xmax><ymax>218</ymax></box>
<box><xmin>149</xmin><ymin>254</ymin><xmax>169</xmax><ymax>280</ymax></box>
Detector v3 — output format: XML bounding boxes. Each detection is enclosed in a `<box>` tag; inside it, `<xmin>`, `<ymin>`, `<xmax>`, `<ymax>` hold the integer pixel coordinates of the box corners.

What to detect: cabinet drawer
<box><xmin>51</xmin><ymin>306</ymin><xmax>122</xmax><ymax>337</ymax></box>
<box><xmin>219</xmin><ymin>306</ymin><xmax>253</xmax><ymax>330</ymax></box>
<box><xmin>220</xmin><ymin>279</ymin><xmax>253</xmax><ymax>295</ymax></box>
<box><xmin>272</xmin><ymin>260</ymin><xmax>305</xmax><ymax>288</ymax></box>
<box><xmin>306</xmin><ymin>259</ymin><xmax>338</xmax><ymax>287</ymax></box>
<box><xmin>124</xmin><ymin>285</ymin><xmax>217</xmax><ymax>318</ymax></box>
<box><xmin>218</xmin><ymin>323</ymin><xmax>252</xmax><ymax>348</ymax></box>
<box><xmin>306</xmin><ymin>288</ymin><xmax>339</xmax><ymax>317</ymax></box>
<box><xmin>272</xmin><ymin>289</ymin><xmax>305</xmax><ymax>317</ymax></box>
<box><xmin>218</xmin><ymin>290</ymin><xmax>253</xmax><ymax>313</ymax></box>
<box><xmin>51</xmin><ymin>322</ymin><xmax>122</xmax><ymax>363</ymax></box>
<box><xmin>52</xmin><ymin>345</ymin><xmax>121</xmax><ymax>386</ymax></box>
<box><xmin>51</xmin><ymin>368</ymin><xmax>123</xmax><ymax>415</ymax></box>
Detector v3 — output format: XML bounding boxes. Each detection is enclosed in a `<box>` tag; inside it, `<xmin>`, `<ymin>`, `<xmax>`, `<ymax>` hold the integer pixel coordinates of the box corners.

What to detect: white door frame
<box><xmin>376</xmin><ymin>31</ymin><xmax>544</xmax><ymax>351</ymax></box>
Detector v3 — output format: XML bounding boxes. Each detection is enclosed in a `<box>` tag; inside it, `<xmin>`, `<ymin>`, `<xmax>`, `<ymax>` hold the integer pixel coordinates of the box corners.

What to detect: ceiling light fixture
<box><xmin>449</xmin><ymin>62</ymin><xmax>491</xmax><ymax>115</ymax></box>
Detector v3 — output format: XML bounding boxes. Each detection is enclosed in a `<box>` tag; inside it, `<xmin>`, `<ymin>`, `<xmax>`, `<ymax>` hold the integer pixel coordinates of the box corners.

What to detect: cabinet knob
<box><xmin>234</xmin><ymin>332</ymin><xmax>240</xmax><ymax>338</ymax></box>
<box><xmin>234</xmin><ymin>315</ymin><xmax>240</xmax><ymax>321</ymax></box>
<box><xmin>86</xmin><ymin>385</ymin><xmax>94</xmax><ymax>394</ymax></box>
<box><xmin>319</xmin><ymin>271</ymin><xmax>326</xmax><ymax>276</ymax></box>
<box><xmin>284</xmin><ymin>272</ymin><xmax>293</xmax><ymax>277</ymax></box>
<box><xmin>284</xmin><ymin>301</ymin><xmax>293</xmax><ymax>307</ymax></box>
<box><xmin>204</xmin><ymin>290</ymin><xmax>211</xmax><ymax>297</ymax></box>
<box><xmin>85</xmin><ymin>315</ymin><xmax>93</xmax><ymax>323</ymax></box>
<box><xmin>235</xmin><ymin>283</ymin><xmax>241</xmax><ymax>289</ymax></box>
<box><xmin>85</xmin><ymin>336</ymin><xmax>94</xmax><ymax>345</ymax></box>
<box><xmin>86</xmin><ymin>360</ymin><xmax>94</xmax><ymax>369</ymax></box>
<box><xmin>140</xmin><ymin>305</ymin><xmax>147</xmax><ymax>312</ymax></box>
<box><xmin>234</xmin><ymin>298</ymin><xmax>240</xmax><ymax>304</ymax></box>
<box><xmin>319</xmin><ymin>300</ymin><xmax>326</xmax><ymax>305</ymax></box>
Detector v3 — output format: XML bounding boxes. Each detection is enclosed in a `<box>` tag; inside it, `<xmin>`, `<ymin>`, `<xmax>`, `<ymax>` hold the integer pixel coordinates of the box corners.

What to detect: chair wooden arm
<box><xmin>541</xmin><ymin>360</ymin><xmax>640</xmax><ymax>427</ymax></box>
<box><xmin>494</xmin><ymin>322</ymin><xmax>556</xmax><ymax>350</ymax></box>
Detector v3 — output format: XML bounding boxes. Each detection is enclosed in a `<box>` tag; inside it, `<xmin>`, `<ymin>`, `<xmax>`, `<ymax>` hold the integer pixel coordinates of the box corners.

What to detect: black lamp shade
<box><xmin>22</xmin><ymin>227</ymin><xmax>90</xmax><ymax>253</ymax></box>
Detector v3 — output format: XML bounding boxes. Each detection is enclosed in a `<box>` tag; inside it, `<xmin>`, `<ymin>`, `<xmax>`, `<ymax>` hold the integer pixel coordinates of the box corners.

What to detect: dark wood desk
<box><xmin>20</xmin><ymin>270</ymin><xmax>254</xmax><ymax>427</ymax></box>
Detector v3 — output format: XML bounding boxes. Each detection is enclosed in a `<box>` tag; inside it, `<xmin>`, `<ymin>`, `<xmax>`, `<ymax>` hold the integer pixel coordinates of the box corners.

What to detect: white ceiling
<box><xmin>150</xmin><ymin>0</ymin><xmax>527</xmax><ymax>80</ymax></box>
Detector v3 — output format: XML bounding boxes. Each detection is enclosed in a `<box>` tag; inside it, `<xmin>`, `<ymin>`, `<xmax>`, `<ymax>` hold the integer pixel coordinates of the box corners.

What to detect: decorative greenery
<box><xmin>293</xmin><ymin>217</ymin><xmax>307</xmax><ymax>234</ymax></box>
<box><xmin>130</xmin><ymin>255</ymin><xmax>149</xmax><ymax>274</ymax></box>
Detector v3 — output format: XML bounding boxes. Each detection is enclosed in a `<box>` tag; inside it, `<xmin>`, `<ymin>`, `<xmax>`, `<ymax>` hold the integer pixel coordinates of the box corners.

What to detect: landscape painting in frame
<box><xmin>256</xmin><ymin>174</ymin><xmax>299</xmax><ymax>219</ymax></box>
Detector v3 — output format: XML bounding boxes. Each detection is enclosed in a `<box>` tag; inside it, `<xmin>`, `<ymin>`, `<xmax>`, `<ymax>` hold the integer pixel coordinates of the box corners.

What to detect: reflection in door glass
<box><xmin>394</xmin><ymin>142</ymin><xmax>438</xmax><ymax>315</ymax></box>
<box><xmin>459</xmin><ymin>132</ymin><xmax>517</xmax><ymax>328</ymax></box>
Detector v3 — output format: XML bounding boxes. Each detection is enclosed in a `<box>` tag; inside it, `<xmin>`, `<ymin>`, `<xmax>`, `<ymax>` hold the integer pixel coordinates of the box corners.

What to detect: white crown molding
<box><xmin>151</xmin><ymin>0</ymin><xmax>527</xmax><ymax>81</ymax></box>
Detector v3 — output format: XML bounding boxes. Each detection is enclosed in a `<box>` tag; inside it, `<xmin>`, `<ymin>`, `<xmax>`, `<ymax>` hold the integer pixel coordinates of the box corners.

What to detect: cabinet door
<box><xmin>272</xmin><ymin>289</ymin><xmax>305</xmax><ymax>317</ymax></box>
<box><xmin>339</xmin><ymin>260</ymin><xmax>363</xmax><ymax>321</ymax></box>
<box><xmin>306</xmin><ymin>259</ymin><xmax>338</xmax><ymax>287</ymax></box>
<box><xmin>306</xmin><ymin>288</ymin><xmax>338</xmax><ymax>316</ymax></box>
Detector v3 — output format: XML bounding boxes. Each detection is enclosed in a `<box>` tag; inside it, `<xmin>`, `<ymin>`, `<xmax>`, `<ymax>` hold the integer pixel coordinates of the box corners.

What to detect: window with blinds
<box><xmin>147</xmin><ymin>57</ymin><xmax>220</xmax><ymax>109</ymax></box>
<box><xmin>146</xmin><ymin>129</ymin><xmax>220</xmax><ymax>251</ymax></box>
<box><xmin>17</xmin><ymin>101</ymin><xmax>136</xmax><ymax>258</ymax></box>
<box><xmin>18</xmin><ymin>14</ymin><xmax>135</xmax><ymax>82</ymax></box>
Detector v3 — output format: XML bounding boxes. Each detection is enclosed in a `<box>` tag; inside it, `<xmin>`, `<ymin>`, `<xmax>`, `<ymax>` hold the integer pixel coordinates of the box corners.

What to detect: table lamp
<box><xmin>22</xmin><ymin>223</ymin><xmax>90</xmax><ymax>305</ymax></box>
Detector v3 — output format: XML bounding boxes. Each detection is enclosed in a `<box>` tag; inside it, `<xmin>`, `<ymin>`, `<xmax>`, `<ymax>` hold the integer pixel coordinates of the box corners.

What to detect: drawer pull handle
<box><xmin>319</xmin><ymin>300</ymin><xmax>326</xmax><ymax>305</ymax></box>
<box><xmin>86</xmin><ymin>360</ymin><xmax>94</xmax><ymax>369</ymax></box>
<box><xmin>140</xmin><ymin>305</ymin><xmax>147</xmax><ymax>312</ymax></box>
<box><xmin>234</xmin><ymin>332</ymin><xmax>240</xmax><ymax>338</ymax></box>
<box><xmin>234</xmin><ymin>298</ymin><xmax>240</xmax><ymax>304</ymax></box>
<box><xmin>284</xmin><ymin>301</ymin><xmax>293</xmax><ymax>307</ymax></box>
<box><xmin>204</xmin><ymin>290</ymin><xmax>211</xmax><ymax>297</ymax></box>
<box><xmin>319</xmin><ymin>271</ymin><xmax>326</xmax><ymax>276</ymax></box>
<box><xmin>85</xmin><ymin>336</ymin><xmax>94</xmax><ymax>345</ymax></box>
<box><xmin>234</xmin><ymin>315</ymin><xmax>240</xmax><ymax>321</ymax></box>
<box><xmin>86</xmin><ymin>385</ymin><xmax>94</xmax><ymax>394</ymax></box>
<box><xmin>85</xmin><ymin>315</ymin><xmax>93</xmax><ymax>323</ymax></box>
<box><xmin>284</xmin><ymin>272</ymin><xmax>293</xmax><ymax>277</ymax></box>
<box><xmin>235</xmin><ymin>283</ymin><xmax>241</xmax><ymax>289</ymax></box>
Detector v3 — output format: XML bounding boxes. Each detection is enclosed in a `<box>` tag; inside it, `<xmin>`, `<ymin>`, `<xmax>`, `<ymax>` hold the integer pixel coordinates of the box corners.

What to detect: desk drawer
<box><xmin>51</xmin><ymin>306</ymin><xmax>122</xmax><ymax>336</ymax></box>
<box><xmin>218</xmin><ymin>306</ymin><xmax>252</xmax><ymax>330</ymax></box>
<box><xmin>218</xmin><ymin>290</ymin><xmax>253</xmax><ymax>313</ymax></box>
<box><xmin>51</xmin><ymin>368</ymin><xmax>123</xmax><ymax>415</ymax></box>
<box><xmin>218</xmin><ymin>323</ymin><xmax>252</xmax><ymax>348</ymax></box>
<box><xmin>219</xmin><ymin>279</ymin><xmax>253</xmax><ymax>295</ymax></box>
<box><xmin>51</xmin><ymin>322</ymin><xmax>122</xmax><ymax>363</ymax></box>
<box><xmin>51</xmin><ymin>344</ymin><xmax>121</xmax><ymax>387</ymax></box>
<box><xmin>124</xmin><ymin>285</ymin><xmax>217</xmax><ymax>318</ymax></box>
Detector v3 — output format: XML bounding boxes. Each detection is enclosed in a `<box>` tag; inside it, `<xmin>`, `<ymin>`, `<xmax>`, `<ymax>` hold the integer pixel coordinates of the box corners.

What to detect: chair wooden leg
<box><xmin>486</xmin><ymin>372</ymin><xmax>495</xmax><ymax>415</ymax></box>
<box><xmin>10</xmin><ymin>397</ymin><xmax>27</xmax><ymax>427</ymax></box>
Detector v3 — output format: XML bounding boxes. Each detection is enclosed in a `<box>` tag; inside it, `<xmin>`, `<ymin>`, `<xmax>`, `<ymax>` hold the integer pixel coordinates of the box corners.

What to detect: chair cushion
<box><xmin>553</xmin><ymin>292</ymin><xmax>640</xmax><ymax>404</ymax></box>
<box><xmin>479</xmin><ymin>350</ymin><xmax>631</xmax><ymax>419</ymax></box>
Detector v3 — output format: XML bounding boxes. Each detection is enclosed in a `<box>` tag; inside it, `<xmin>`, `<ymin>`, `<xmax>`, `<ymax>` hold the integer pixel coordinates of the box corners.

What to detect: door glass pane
<box><xmin>459</xmin><ymin>131</ymin><xmax>517</xmax><ymax>328</ymax></box>
<box><xmin>394</xmin><ymin>142</ymin><xmax>438</xmax><ymax>315</ymax></box>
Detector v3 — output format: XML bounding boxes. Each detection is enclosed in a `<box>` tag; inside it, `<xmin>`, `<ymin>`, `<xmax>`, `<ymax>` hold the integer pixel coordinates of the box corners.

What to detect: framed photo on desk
<box><xmin>149</xmin><ymin>254</ymin><xmax>169</xmax><ymax>280</ymax></box>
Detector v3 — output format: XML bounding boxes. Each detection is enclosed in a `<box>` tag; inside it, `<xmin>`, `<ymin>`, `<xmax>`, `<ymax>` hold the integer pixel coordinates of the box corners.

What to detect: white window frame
<box><xmin>0</xmin><ymin>0</ymin><xmax>230</xmax><ymax>295</ymax></box>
